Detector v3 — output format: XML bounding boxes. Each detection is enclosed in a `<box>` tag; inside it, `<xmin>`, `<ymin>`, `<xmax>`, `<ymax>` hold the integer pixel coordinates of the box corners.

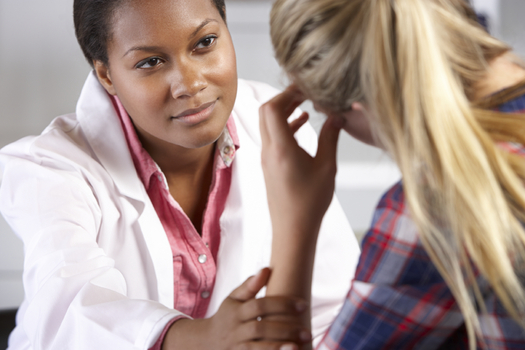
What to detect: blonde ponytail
<box><xmin>271</xmin><ymin>0</ymin><xmax>525</xmax><ymax>348</ymax></box>
<box><xmin>366</xmin><ymin>1</ymin><xmax>525</xmax><ymax>346</ymax></box>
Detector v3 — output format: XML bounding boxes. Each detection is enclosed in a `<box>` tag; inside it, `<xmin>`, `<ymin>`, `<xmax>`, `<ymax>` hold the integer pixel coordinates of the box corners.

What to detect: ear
<box><xmin>94</xmin><ymin>60</ymin><xmax>117</xmax><ymax>95</ymax></box>
<box><xmin>351</xmin><ymin>102</ymin><xmax>366</xmax><ymax>112</ymax></box>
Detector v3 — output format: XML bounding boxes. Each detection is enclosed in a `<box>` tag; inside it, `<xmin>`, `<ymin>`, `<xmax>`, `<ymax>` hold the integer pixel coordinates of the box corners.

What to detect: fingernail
<box><xmin>295</xmin><ymin>300</ymin><xmax>308</xmax><ymax>312</ymax></box>
<box><xmin>280</xmin><ymin>344</ymin><xmax>296</xmax><ymax>350</ymax></box>
<box><xmin>300</xmin><ymin>330</ymin><xmax>312</xmax><ymax>342</ymax></box>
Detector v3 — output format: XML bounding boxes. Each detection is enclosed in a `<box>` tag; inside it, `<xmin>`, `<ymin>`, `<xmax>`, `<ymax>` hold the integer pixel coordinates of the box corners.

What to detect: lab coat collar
<box><xmin>76</xmin><ymin>71</ymin><xmax>146</xmax><ymax>204</ymax></box>
<box><xmin>76</xmin><ymin>72</ymin><xmax>175</xmax><ymax>307</ymax></box>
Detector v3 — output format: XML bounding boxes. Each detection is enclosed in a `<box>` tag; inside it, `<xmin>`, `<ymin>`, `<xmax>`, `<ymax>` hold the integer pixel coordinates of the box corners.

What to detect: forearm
<box><xmin>266</xmin><ymin>224</ymin><xmax>320</xmax><ymax>299</ymax></box>
<box><xmin>266</xmin><ymin>222</ymin><xmax>321</xmax><ymax>350</ymax></box>
<box><xmin>259</xmin><ymin>86</ymin><xmax>343</xmax><ymax>349</ymax></box>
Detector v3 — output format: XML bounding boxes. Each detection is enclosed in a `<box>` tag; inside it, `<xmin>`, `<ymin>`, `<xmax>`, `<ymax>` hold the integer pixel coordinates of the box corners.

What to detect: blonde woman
<box><xmin>260</xmin><ymin>0</ymin><xmax>525</xmax><ymax>349</ymax></box>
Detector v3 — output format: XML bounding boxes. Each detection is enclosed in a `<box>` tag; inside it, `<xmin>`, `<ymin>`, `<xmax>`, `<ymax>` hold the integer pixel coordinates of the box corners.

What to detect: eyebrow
<box><xmin>123</xmin><ymin>45</ymin><xmax>163</xmax><ymax>58</ymax></box>
<box><xmin>123</xmin><ymin>18</ymin><xmax>219</xmax><ymax>58</ymax></box>
<box><xmin>189</xmin><ymin>19</ymin><xmax>218</xmax><ymax>39</ymax></box>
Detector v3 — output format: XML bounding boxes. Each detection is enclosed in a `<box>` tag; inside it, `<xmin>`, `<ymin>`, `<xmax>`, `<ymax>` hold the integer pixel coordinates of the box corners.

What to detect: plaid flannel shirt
<box><xmin>318</xmin><ymin>86</ymin><xmax>525</xmax><ymax>350</ymax></box>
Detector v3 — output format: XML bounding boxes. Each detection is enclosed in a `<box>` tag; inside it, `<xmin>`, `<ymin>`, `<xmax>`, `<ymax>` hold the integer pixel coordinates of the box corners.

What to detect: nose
<box><xmin>169</xmin><ymin>60</ymin><xmax>207</xmax><ymax>99</ymax></box>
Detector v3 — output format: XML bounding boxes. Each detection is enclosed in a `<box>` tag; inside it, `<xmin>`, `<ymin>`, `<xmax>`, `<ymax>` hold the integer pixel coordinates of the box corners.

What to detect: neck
<box><xmin>135</xmin><ymin>127</ymin><xmax>217</xmax><ymax>234</ymax></box>
<box><xmin>472</xmin><ymin>53</ymin><xmax>525</xmax><ymax>101</ymax></box>
<box><xmin>136</xmin><ymin>128</ymin><xmax>216</xmax><ymax>177</ymax></box>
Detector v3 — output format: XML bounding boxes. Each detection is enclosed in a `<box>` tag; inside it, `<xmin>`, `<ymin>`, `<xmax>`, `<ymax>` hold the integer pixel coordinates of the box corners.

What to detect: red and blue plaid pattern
<box><xmin>318</xmin><ymin>92</ymin><xmax>525</xmax><ymax>349</ymax></box>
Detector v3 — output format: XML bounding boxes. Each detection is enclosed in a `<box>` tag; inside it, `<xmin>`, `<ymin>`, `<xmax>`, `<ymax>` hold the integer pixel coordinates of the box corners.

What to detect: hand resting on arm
<box><xmin>163</xmin><ymin>267</ymin><xmax>312</xmax><ymax>350</ymax></box>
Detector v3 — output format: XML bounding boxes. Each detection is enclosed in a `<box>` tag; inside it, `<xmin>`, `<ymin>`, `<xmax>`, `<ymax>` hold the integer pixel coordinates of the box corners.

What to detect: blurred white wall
<box><xmin>0</xmin><ymin>0</ymin><xmax>91</xmax><ymax>310</ymax></box>
<box><xmin>0</xmin><ymin>0</ymin><xmax>523</xmax><ymax>310</ymax></box>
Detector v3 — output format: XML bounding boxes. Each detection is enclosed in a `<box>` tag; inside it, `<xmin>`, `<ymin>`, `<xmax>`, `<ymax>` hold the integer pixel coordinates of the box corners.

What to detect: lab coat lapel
<box><xmin>76</xmin><ymin>72</ymin><xmax>174</xmax><ymax>307</ymax></box>
<box><xmin>206</xmin><ymin>83</ymin><xmax>272</xmax><ymax>316</ymax></box>
<box><xmin>76</xmin><ymin>72</ymin><xmax>143</xmax><ymax>203</ymax></box>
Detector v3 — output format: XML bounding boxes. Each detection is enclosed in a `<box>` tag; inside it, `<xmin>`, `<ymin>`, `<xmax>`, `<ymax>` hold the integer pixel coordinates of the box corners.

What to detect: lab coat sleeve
<box><xmin>0</xmin><ymin>152</ymin><xmax>183</xmax><ymax>350</ymax></box>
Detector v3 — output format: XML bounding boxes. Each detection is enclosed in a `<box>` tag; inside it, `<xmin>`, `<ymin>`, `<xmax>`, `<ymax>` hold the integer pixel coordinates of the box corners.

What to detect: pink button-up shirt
<box><xmin>110</xmin><ymin>96</ymin><xmax>239</xmax><ymax>348</ymax></box>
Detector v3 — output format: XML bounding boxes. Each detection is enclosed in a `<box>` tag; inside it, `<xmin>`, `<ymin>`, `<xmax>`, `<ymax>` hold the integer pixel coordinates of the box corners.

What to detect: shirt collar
<box><xmin>110</xmin><ymin>95</ymin><xmax>239</xmax><ymax>189</ymax></box>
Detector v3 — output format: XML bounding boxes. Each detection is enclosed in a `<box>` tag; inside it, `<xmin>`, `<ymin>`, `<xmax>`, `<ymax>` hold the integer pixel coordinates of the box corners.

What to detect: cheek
<box><xmin>210</xmin><ymin>38</ymin><xmax>238</xmax><ymax>95</ymax></box>
<box><xmin>113</xmin><ymin>76</ymin><xmax>167</xmax><ymax>129</ymax></box>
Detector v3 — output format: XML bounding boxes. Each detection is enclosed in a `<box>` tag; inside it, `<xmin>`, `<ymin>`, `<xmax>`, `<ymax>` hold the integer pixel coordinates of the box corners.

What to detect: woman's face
<box><xmin>95</xmin><ymin>0</ymin><xmax>237</xmax><ymax>150</ymax></box>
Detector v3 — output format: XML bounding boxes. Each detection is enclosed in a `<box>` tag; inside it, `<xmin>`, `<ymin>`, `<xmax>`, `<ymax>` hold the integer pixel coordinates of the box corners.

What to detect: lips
<box><xmin>171</xmin><ymin>100</ymin><xmax>217</xmax><ymax>125</ymax></box>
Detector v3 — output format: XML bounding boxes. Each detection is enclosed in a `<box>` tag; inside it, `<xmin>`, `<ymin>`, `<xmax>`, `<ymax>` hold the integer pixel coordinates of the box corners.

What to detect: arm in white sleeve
<box><xmin>0</xmin><ymin>155</ymin><xmax>184</xmax><ymax>350</ymax></box>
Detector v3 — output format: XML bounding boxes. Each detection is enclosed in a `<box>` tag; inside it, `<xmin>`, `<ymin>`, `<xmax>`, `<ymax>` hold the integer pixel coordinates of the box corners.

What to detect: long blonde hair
<box><xmin>271</xmin><ymin>0</ymin><xmax>525</xmax><ymax>347</ymax></box>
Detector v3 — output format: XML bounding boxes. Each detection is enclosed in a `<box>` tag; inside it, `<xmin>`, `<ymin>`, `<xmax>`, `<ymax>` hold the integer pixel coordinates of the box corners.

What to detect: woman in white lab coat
<box><xmin>0</xmin><ymin>0</ymin><xmax>360</xmax><ymax>349</ymax></box>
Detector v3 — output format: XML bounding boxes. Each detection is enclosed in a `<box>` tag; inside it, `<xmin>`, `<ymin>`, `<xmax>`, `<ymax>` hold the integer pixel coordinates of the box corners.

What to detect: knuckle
<box><xmin>250</xmin><ymin>299</ymin><xmax>265</xmax><ymax>316</ymax></box>
<box><xmin>259</xmin><ymin>103</ymin><xmax>273</xmax><ymax>115</ymax></box>
<box><xmin>248</xmin><ymin>319</ymin><xmax>263</xmax><ymax>336</ymax></box>
<box><xmin>243</xmin><ymin>299</ymin><xmax>264</xmax><ymax>318</ymax></box>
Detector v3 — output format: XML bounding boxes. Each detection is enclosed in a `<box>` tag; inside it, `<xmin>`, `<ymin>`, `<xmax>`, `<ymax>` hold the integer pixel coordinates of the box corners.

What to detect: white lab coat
<box><xmin>0</xmin><ymin>72</ymin><xmax>360</xmax><ymax>350</ymax></box>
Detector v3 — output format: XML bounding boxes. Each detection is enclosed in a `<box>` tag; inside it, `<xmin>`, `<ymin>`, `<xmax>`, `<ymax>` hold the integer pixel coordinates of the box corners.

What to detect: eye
<box><xmin>136</xmin><ymin>57</ymin><xmax>164</xmax><ymax>69</ymax></box>
<box><xmin>195</xmin><ymin>36</ymin><xmax>217</xmax><ymax>50</ymax></box>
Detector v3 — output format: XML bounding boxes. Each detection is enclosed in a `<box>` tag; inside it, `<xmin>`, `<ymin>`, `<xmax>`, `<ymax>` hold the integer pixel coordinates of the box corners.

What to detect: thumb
<box><xmin>228</xmin><ymin>268</ymin><xmax>271</xmax><ymax>302</ymax></box>
<box><xmin>316</xmin><ymin>116</ymin><xmax>343</xmax><ymax>166</ymax></box>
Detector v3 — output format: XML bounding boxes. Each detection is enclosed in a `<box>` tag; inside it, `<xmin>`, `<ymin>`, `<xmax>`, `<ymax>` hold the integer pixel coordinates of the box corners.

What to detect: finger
<box><xmin>259</xmin><ymin>87</ymin><xmax>306</xmax><ymax>145</ymax></box>
<box><xmin>272</xmin><ymin>85</ymin><xmax>306</xmax><ymax>118</ymax></box>
<box><xmin>288</xmin><ymin>112</ymin><xmax>309</xmax><ymax>135</ymax></box>
<box><xmin>315</xmin><ymin>115</ymin><xmax>344</xmax><ymax>168</ymax></box>
<box><xmin>229</xmin><ymin>268</ymin><xmax>271</xmax><ymax>302</ymax></box>
<box><xmin>232</xmin><ymin>341</ymin><xmax>299</xmax><ymax>350</ymax></box>
<box><xmin>235</xmin><ymin>319</ymin><xmax>312</xmax><ymax>344</ymax></box>
<box><xmin>239</xmin><ymin>296</ymin><xmax>308</xmax><ymax>322</ymax></box>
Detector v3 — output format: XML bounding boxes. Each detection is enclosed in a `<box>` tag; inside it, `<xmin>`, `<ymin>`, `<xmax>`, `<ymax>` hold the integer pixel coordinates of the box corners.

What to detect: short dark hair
<box><xmin>74</xmin><ymin>0</ymin><xmax>226</xmax><ymax>67</ymax></box>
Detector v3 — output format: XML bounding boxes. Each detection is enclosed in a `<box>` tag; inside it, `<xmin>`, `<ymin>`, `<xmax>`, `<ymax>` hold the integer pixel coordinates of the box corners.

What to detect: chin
<box><xmin>180</xmin><ymin>131</ymin><xmax>223</xmax><ymax>149</ymax></box>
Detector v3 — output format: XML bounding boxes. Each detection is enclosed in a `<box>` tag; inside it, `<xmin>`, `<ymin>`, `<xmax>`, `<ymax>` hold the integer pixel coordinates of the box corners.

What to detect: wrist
<box><xmin>162</xmin><ymin>318</ymin><xmax>208</xmax><ymax>350</ymax></box>
<box><xmin>267</xmin><ymin>228</ymin><xmax>319</xmax><ymax>300</ymax></box>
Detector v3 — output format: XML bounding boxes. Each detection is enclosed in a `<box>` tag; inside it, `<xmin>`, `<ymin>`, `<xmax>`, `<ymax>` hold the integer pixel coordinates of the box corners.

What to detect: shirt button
<box><xmin>201</xmin><ymin>291</ymin><xmax>210</xmax><ymax>299</ymax></box>
<box><xmin>198</xmin><ymin>254</ymin><xmax>207</xmax><ymax>264</ymax></box>
<box><xmin>223</xmin><ymin>145</ymin><xmax>233</xmax><ymax>156</ymax></box>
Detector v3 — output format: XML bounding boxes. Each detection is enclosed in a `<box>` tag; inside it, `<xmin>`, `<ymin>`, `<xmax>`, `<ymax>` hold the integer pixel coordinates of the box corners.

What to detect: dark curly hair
<box><xmin>74</xmin><ymin>0</ymin><xmax>226</xmax><ymax>67</ymax></box>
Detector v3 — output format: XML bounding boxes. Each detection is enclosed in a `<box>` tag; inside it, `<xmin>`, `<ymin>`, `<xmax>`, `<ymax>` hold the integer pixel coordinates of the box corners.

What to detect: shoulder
<box><xmin>366</xmin><ymin>181</ymin><xmax>409</xmax><ymax>237</ymax></box>
<box><xmin>0</xmin><ymin>110</ymin><xmax>113</xmax><ymax>232</ymax></box>
<box><xmin>0</xmin><ymin>114</ymin><xmax>104</xmax><ymax>238</ymax></box>
<box><xmin>232</xmin><ymin>79</ymin><xmax>282</xmax><ymax>124</ymax></box>
<box><xmin>356</xmin><ymin>181</ymin><xmax>444</xmax><ymax>286</ymax></box>
<box><xmin>0</xmin><ymin>72</ymin><xmax>128</xmax><ymax>181</ymax></box>
<box><xmin>0</xmin><ymin>113</ymin><xmax>96</xmax><ymax>175</ymax></box>
<box><xmin>236</xmin><ymin>79</ymin><xmax>282</xmax><ymax>105</ymax></box>
<box><xmin>375</xmin><ymin>181</ymin><xmax>406</xmax><ymax>214</ymax></box>
<box><xmin>233</xmin><ymin>79</ymin><xmax>318</xmax><ymax>155</ymax></box>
